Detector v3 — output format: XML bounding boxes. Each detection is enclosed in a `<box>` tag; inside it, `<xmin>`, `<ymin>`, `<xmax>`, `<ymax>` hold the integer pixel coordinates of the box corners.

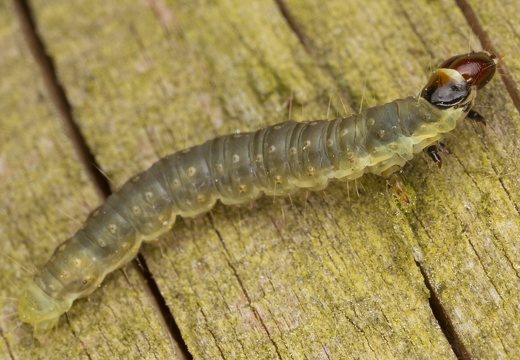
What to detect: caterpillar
<box><xmin>18</xmin><ymin>52</ymin><xmax>497</xmax><ymax>337</ymax></box>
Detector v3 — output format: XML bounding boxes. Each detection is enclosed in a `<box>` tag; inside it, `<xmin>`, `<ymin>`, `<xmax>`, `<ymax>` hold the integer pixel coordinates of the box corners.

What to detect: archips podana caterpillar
<box><xmin>18</xmin><ymin>52</ymin><xmax>497</xmax><ymax>337</ymax></box>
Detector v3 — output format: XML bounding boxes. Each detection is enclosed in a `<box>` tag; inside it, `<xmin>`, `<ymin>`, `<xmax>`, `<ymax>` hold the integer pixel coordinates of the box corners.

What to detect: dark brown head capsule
<box><xmin>439</xmin><ymin>51</ymin><xmax>497</xmax><ymax>89</ymax></box>
<box><xmin>421</xmin><ymin>52</ymin><xmax>497</xmax><ymax>108</ymax></box>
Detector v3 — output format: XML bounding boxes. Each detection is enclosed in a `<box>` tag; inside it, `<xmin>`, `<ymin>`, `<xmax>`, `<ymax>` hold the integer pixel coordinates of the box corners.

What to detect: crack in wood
<box><xmin>0</xmin><ymin>328</ymin><xmax>15</xmax><ymax>360</ymax></box>
<box><xmin>136</xmin><ymin>254</ymin><xmax>193</xmax><ymax>360</ymax></box>
<box><xmin>208</xmin><ymin>216</ymin><xmax>284</xmax><ymax>359</ymax></box>
<box><xmin>12</xmin><ymin>0</ymin><xmax>111</xmax><ymax>199</ymax></box>
<box><xmin>414</xmin><ymin>259</ymin><xmax>472</xmax><ymax>360</ymax></box>
<box><xmin>272</xmin><ymin>0</ymin><xmax>357</xmax><ymax>110</ymax></box>
<box><xmin>65</xmin><ymin>315</ymin><xmax>94</xmax><ymax>360</ymax></box>
<box><xmin>411</xmin><ymin>213</ymin><xmax>472</xmax><ymax>360</ymax></box>
<box><xmin>199</xmin><ymin>307</ymin><xmax>227</xmax><ymax>360</ymax></box>
<box><xmin>273</xmin><ymin>0</ymin><xmax>313</xmax><ymax>52</ymax></box>
<box><xmin>455</xmin><ymin>0</ymin><xmax>520</xmax><ymax>115</ymax></box>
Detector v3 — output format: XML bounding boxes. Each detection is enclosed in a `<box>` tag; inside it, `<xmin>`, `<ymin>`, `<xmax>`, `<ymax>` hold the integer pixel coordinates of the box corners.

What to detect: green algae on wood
<box><xmin>285</xmin><ymin>0</ymin><xmax>520</xmax><ymax>357</ymax></box>
<box><xmin>0</xmin><ymin>3</ymin><xmax>181</xmax><ymax>359</ymax></box>
<box><xmin>9</xmin><ymin>0</ymin><xmax>520</xmax><ymax>358</ymax></box>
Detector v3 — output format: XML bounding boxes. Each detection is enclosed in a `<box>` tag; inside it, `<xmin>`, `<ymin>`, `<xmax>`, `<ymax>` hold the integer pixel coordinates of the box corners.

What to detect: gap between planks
<box><xmin>11</xmin><ymin>0</ymin><xmax>192</xmax><ymax>358</ymax></box>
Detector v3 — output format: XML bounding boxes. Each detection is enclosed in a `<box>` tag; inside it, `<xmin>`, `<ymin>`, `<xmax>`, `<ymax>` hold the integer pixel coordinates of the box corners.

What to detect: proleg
<box><xmin>17</xmin><ymin>52</ymin><xmax>497</xmax><ymax>337</ymax></box>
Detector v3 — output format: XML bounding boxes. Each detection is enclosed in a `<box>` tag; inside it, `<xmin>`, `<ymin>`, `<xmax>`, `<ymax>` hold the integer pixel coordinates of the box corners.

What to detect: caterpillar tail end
<box><xmin>17</xmin><ymin>282</ymin><xmax>71</xmax><ymax>339</ymax></box>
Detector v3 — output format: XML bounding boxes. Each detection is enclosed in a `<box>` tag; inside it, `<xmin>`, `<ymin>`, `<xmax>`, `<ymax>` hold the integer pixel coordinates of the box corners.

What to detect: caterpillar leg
<box><xmin>426</xmin><ymin>142</ymin><xmax>450</xmax><ymax>168</ymax></box>
<box><xmin>467</xmin><ymin>110</ymin><xmax>486</xmax><ymax>126</ymax></box>
<box><xmin>386</xmin><ymin>174</ymin><xmax>411</xmax><ymax>208</ymax></box>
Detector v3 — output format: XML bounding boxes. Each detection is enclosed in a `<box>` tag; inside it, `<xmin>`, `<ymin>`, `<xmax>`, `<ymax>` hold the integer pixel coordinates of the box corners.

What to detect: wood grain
<box><xmin>1</xmin><ymin>0</ymin><xmax>518</xmax><ymax>358</ymax></box>
<box><xmin>0</xmin><ymin>2</ymin><xmax>182</xmax><ymax>359</ymax></box>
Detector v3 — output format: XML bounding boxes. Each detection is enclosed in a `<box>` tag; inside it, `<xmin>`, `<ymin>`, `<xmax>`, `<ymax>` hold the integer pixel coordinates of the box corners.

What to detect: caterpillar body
<box><xmin>18</xmin><ymin>52</ymin><xmax>497</xmax><ymax>336</ymax></box>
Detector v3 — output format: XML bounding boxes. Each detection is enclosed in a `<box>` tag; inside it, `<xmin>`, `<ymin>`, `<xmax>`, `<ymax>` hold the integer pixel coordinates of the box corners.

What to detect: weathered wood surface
<box><xmin>1</xmin><ymin>0</ymin><xmax>519</xmax><ymax>359</ymax></box>
<box><xmin>0</xmin><ymin>3</ymin><xmax>181</xmax><ymax>359</ymax></box>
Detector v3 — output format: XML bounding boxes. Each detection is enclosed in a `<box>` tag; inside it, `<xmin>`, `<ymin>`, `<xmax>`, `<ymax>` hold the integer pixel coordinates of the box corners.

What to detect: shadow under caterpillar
<box><xmin>18</xmin><ymin>52</ymin><xmax>497</xmax><ymax>338</ymax></box>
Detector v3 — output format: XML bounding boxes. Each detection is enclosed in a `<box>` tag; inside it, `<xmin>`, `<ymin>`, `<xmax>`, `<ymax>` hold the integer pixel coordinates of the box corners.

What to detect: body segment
<box><xmin>18</xmin><ymin>52</ymin><xmax>497</xmax><ymax>335</ymax></box>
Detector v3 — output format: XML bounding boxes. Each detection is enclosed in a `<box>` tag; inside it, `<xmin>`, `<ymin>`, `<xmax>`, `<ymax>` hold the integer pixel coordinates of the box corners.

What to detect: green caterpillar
<box><xmin>18</xmin><ymin>52</ymin><xmax>497</xmax><ymax>337</ymax></box>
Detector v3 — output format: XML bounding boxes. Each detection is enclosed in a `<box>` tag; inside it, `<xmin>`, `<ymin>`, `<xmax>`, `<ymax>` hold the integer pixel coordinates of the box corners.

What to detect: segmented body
<box><xmin>18</xmin><ymin>52</ymin><xmax>497</xmax><ymax>335</ymax></box>
<box><xmin>24</xmin><ymin>97</ymin><xmax>466</xmax><ymax>328</ymax></box>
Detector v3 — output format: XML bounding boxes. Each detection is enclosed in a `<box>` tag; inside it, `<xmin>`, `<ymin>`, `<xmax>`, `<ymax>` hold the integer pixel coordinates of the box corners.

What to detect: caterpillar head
<box><xmin>421</xmin><ymin>51</ymin><xmax>497</xmax><ymax>108</ymax></box>
<box><xmin>17</xmin><ymin>281</ymin><xmax>71</xmax><ymax>337</ymax></box>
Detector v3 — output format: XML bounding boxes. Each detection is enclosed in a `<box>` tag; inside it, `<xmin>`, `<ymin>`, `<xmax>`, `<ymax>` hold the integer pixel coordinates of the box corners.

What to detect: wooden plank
<box><xmin>0</xmin><ymin>3</ymin><xmax>181</xmax><ymax>359</ymax></box>
<box><xmin>27</xmin><ymin>0</ymin><xmax>455</xmax><ymax>358</ymax></box>
<box><xmin>283</xmin><ymin>0</ymin><xmax>520</xmax><ymax>357</ymax></box>
<box><xmin>23</xmin><ymin>0</ymin><xmax>520</xmax><ymax>358</ymax></box>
